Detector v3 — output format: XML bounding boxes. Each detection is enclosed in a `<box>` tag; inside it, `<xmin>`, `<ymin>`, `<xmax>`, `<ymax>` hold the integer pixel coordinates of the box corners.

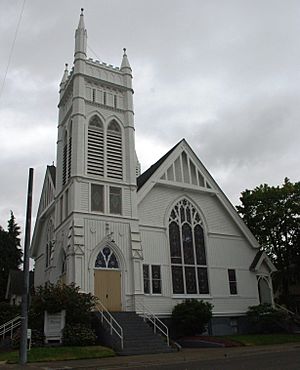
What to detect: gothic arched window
<box><xmin>107</xmin><ymin>120</ymin><xmax>122</xmax><ymax>180</ymax></box>
<box><xmin>95</xmin><ymin>246</ymin><xmax>119</xmax><ymax>269</ymax></box>
<box><xmin>62</xmin><ymin>130</ymin><xmax>68</xmax><ymax>186</ymax></box>
<box><xmin>87</xmin><ymin>115</ymin><xmax>104</xmax><ymax>176</ymax></box>
<box><xmin>46</xmin><ymin>219</ymin><xmax>54</xmax><ymax>268</ymax></box>
<box><xmin>169</xmin><ymin>199</ymin><xmax>209</xmax><ymax>295</ymax></box>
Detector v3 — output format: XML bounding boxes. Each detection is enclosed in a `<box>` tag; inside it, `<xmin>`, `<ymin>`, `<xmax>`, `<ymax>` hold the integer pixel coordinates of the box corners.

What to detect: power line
<box><xmin>0</xmin><ymin>0</ymin><xmax>26</xmax><ymax>101</ymax></box>
<box><xmin>87</xmin><ymin>44</ymin><xmax>103</xmax><ymax>63</ymax></box>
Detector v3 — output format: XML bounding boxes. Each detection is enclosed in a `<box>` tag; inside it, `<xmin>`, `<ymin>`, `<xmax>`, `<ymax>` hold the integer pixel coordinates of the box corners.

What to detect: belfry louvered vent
<box><xmin>87</xmin><ymin>116</ymin><xmax>104</xmax><ymax>176</ymax></box>
<box><xmin>62</xmin><ymin>142</ymin><xmax>67</xmax><ymax>186</ymax></box>
<box><xmin>107</xmin><ymin>120</ymin><xmax>122</xmax><ymax>180</ymax></box>
<box><xmin>67</xmin><ymin>136</ymin><xmax>72</xmax><ymax>179</ymax></box>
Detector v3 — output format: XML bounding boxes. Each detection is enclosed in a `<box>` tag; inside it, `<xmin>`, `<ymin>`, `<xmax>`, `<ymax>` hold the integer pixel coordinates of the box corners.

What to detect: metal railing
<box><xmin>275</xmin><ymin>304</ymin><xmax>300</xmax><ymax>321</ymax></box>
<box><xmin>95</xmin><ymin>301</ymin><xmax>124</xmax><ymax>350</ymax></box>
<box><xmin>136</xmin><ymin>302</ymin><xmax>170</xmax><ymax>346</ymax></box>
<box><xmin>0</xmin><ymin>315</ymin><xmax>21</xmax><ymax>340</ymax></box>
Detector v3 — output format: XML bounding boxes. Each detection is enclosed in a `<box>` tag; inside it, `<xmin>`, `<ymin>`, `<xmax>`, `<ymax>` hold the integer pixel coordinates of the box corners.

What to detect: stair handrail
<box><xmin>0</xmin><ymin>315</ymin><xmax>21</xmax><ymax>339</ymax></box>
<box><xmin>136</xmin><ymin>302</ymin><xmax>169</xmax><ymax>346</ymax></box>
<box><xmin>275</xmin><ymin>304</ymin><xmax>300</xmax><ymax>319</ymax></box>
<box><xmin>95</xmin><ymin>301</ymin><xmax>124</xmax><ymax>350</ymax></box>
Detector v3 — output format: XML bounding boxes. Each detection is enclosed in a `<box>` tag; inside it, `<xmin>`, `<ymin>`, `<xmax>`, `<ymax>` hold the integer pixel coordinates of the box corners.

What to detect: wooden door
<box><xmin>94</xmin><ymin>270</ymin><xmax>122</xmax><ymax>311</ymax></box>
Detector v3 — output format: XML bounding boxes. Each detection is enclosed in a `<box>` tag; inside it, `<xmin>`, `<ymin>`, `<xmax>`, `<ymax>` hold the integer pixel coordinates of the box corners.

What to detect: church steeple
<box><xmin>74</xmin><ymin>8</ymin><xmax>87</xmax><ymax>59</ymax></box>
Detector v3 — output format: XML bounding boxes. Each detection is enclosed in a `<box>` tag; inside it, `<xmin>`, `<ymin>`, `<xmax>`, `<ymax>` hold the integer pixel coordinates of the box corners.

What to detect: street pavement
<box><xmin>1</xmin><ymin>343</ymin><xmax>300</xmax><ymax>369</ymax></box>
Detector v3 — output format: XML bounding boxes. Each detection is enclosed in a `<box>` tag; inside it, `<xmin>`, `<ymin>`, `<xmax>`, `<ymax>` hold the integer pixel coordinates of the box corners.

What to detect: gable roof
<box><xmin>137</xmin><ymin>140</ymin><xmax>182</xmax><ymax>190</ymax></box>
<box><xmin>48</xmin><ymin>165</ymin><xmax>56</xmax><ymax>185</ymax></box>
<box><xmin>30</xmin><ymin>165</ymin><xmax>56</xmax><ymax>257</ymax></box>
<box><xmin>250</xmin><ymin>251</ymin><xmax>277</xmax><ymax>273</ymax></box>
<box><xmin>137</xmin><ymin>138</ymin><xmax>261</xmax><ymax>250</ymax></box>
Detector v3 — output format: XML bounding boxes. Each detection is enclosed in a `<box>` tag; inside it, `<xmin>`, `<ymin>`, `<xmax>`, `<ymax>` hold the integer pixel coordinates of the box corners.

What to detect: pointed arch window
<box><xmin>87</xmin><ymin>115</ymin><xmax>104</xmax><ymax>176</ymax></box>
<box><xmin>46</xmin><ymin>219</ymin><xmax>54</xmax><ymax>268</ymax></box>
<box><xmin>67</xmin><ymin>121</ymin><xmax>72</xmax><ymax>180</ymax></box>
<box><xmin>95</xmin><ymin>247</ymin><xmax>119</xmax><ymax>269</ymax></box>
<box><xmin>62</xmin><ymin>130</ymin><xmax>68</xmax><ymax>186</ymax></box>
<box><xmin>107</xmin><ymin>120</ymin><xmax>123</xmax><ymax>180</ymax></box>
<box><xmin>169</xmin><ymin>199</ymin><xmax>209</xmax><ymax>295</ymax></box>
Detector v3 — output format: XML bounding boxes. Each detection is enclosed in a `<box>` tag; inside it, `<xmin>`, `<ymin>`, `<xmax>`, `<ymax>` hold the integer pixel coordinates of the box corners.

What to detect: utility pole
<box><xmin>19</xmin><ymin>168</ymin><xmax>34</xmax><ymax>365</ymax></box>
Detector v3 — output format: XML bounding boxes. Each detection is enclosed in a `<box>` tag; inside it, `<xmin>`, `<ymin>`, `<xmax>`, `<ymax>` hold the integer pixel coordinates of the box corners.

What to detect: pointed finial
<box><xmin>81</xmin><ymin>8</ymin><xmax>84</xmax><ymax>15</ymax></box>
<box><xmin>65</xmin><ymin>63</ymin><xmax>68</xmax><ymax>70</ymax></box>
<box><xmin>123</xmin><ymin>48</ymin><xmax>127</xmax><ymax>55</ymax></box>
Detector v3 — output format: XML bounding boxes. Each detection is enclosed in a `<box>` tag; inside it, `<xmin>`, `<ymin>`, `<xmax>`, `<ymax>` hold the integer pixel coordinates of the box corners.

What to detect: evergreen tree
<box><xmin>0</xmin><ymin>212</ymin><xmax>23</xmax><ymax>301</ymax></box>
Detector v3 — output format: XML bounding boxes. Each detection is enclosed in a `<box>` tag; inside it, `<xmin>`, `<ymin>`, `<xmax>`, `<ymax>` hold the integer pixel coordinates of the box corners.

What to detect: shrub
<box><xmin>172</xmin><ymin>299</ymin><xmax>213</xmax><ymax>337</ymax></box>
<box><xmin>0</xmin><ymin>301</ymin><xmax>20</xmax><ymax>325</ymax></box>
<box><xmin>247</xmin><ymin>303</ymin><xmax>288</xmax><ymax>333</ymax></box>
<box><xmin>62</xmin><ymin>324</ymin><xmax>97</xmax><ymax>346</ymax></box>
<box><xmin>30</xmin><ymin>283</ymin><xmax>98</xmax><ymax>329</ymax></box>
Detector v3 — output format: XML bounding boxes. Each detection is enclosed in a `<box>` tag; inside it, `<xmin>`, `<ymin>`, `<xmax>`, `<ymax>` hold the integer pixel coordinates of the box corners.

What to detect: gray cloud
<box><xmin>0</xmin><ymin>0</ymin><xmax>299</xmax><ymax>232</ymax></box>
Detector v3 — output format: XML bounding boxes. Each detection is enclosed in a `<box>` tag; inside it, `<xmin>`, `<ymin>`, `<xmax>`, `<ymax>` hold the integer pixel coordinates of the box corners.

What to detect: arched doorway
<box><xmin>258</xmin><ymin>276</ymin><xmax>272</xmax><ymax>305</ymax></box>
<box><xmin>94</xmin><ymin>246</ymin><xmax>122</xmax><ymax>311</ymax></box>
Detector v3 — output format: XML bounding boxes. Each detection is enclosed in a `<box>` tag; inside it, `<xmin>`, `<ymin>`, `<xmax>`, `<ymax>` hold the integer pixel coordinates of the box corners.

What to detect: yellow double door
<box><xmin>94</xmin><ymin>269</ymin><xmax>122</xmax><ymax>311</ymax></box>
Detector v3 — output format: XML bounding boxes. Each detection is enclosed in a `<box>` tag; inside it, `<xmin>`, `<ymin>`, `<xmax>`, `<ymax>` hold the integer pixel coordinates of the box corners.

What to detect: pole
<box><xmin>19</xmin><ymin>168</ymin><xmax>34</xmax><ymax>365</ymax></box>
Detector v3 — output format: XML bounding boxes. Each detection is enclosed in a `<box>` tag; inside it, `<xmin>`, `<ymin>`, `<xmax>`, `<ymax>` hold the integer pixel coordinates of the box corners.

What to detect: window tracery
<box><xmin>95</xmin><ymin>246</ymin><xmax>119</xmax><ymax>269</ymax></box>
<box><xmin>169</xmin><ymin>199</ymin><xmax>209</xmax><ymax>295</ymax></box>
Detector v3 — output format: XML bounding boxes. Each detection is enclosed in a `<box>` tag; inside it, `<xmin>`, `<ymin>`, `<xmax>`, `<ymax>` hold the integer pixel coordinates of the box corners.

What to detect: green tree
<box><xmin>0</xmin><ymin>212</ymin><xmax>23</xmax><ymax>301</ymax></box>
<box><xmin>237</xmin><ymin>178</ymin><xmax>300</xmax><ymax>308</ymax></box>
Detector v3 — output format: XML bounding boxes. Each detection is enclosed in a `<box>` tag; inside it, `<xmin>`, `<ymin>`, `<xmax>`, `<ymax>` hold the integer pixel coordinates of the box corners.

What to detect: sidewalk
<box><xmin>1</xmin><ymin>343</ymin><xmax>300</xmax><ymax>369</ymax></box>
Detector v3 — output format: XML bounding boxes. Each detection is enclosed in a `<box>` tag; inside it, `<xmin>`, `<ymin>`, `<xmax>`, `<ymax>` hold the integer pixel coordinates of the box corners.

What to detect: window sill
<box><xmin>172</xmin><ymin>294</ymin><xmax>212</xmax><ymax>299</ymax></box>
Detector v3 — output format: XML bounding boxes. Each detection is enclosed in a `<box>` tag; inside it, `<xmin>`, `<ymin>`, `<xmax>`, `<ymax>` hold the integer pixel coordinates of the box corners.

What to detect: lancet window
<box><xmin>169</xmin><ymin>199</ymin><xmax>209</xmax><ymax>295</ymax></box>
<box><xmin>87</xmin><ymin>115</ymin><xmax>104</xmax><ymax>176</ymax></box>
<box><xmin>106</xmin><ymin>120</ymin><xmax>123</xmax><ymax>180</ymax></box>
<box><xmin>45</xmin><ymin>219</ymin><xmax>54</xmax><ymax>268</ymax></box>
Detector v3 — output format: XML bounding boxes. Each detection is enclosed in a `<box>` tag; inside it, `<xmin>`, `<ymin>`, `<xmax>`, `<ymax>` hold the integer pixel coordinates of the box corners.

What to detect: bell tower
<box><xmin>54</xmin><ymin>10</ymin><xmax>143</xmax><ymax>305</ymax></box>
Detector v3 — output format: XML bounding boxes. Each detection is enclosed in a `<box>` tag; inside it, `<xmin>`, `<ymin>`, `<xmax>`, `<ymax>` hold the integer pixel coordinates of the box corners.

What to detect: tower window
<box><xmin>114</xmin><ymin>95</ymin><xmax>117</xmax><ymax>108</ymax></box>
<box><xmin>103</xmin><ymin>91</ymin><xmax>106</xmax><ymax>105</ymax></box>
<box><xmin>92</xmin><ymin>88</ymin><xmax>96</xmax><ymax>102</ymax></box>
<box><xmin>109</xmin><ymin>186</ymin><xmax>122</xmax><ymax>214</ymax></box>
<box><xmin>87</xmin><ymin>115</ymin><xmax>104</xmax><ymax>176</ymax></box>
<box><xmin>169</xmin><ymin>199</ymin><xmax>209</xmax><ymax>295</ymax></box>
<box><xmin>62</xmin><ymin>131</ymin><xmax>67</xmax><ymax>186</ymax></box>
<box><xmin>107</xmin><ymin>120</ymin><xmax>122</xmax><ymax>180</ymax></box>
<box><xmin>91</xmin><ymin>184</ymin><xmax>104</xmax><ymax>212</ymax></box>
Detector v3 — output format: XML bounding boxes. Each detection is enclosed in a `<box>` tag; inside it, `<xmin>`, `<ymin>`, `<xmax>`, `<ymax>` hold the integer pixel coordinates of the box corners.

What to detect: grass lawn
<box><xmin>0</xmin><ymin>345</ymin><xmax>115</xmax><ymax>364</ymax></box>
<box><xmin>225</xmin><ymin>334</ymin><xmax>300</xmax><ymax>346</ymax></box>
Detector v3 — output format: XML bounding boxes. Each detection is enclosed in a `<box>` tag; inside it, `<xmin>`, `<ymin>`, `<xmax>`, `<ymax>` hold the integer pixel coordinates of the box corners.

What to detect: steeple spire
<box><xmin>60</xmin><ymin>63</ymin><xmax>69</xmax><ymax>85</ymax></box>
<box><xmin>74</xmin><ymin>8</ymin><xmax>87</xmax><ymax>59</ymax></box>
<box><xmin>59</xmin><ymin>63</ymin><xmax>69</xmax><ymax>93</ymax></box>
<box><xmin>121</xmin><ymin>48</ymin><xmax>131</xmax><ymax>71</ymax></box>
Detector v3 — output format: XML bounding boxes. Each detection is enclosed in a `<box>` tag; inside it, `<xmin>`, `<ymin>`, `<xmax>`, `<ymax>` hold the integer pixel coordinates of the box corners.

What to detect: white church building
<box><xmin>31</xmin><ymin>10</ymin><xmax>276</xmax><ymax>335</ymax></box>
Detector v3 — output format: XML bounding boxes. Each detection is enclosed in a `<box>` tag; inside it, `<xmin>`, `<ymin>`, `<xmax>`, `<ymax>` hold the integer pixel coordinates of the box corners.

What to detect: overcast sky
<box><xmin>0</xmin><ymin>0</ymin><xmax>299</xmax><ymax>237</ymax></box>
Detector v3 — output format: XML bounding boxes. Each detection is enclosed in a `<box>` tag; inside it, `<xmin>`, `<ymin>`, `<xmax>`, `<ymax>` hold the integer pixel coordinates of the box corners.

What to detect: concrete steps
<box><xmin>95</xmin><ymin>311</ymin><xmax>173</xmax><ymax>355</ymax></box>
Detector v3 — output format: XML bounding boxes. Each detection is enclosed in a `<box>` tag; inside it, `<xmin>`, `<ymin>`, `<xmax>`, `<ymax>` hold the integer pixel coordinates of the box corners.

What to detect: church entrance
<box><xmin>94</xmin><ymin>246</ymin><xmax>122</xmax><ymax>311</ymax></box>
<box><xmin>94</xmin><ymin>270</ymin><xmax>121</xmax><ymax>311</ymax></box>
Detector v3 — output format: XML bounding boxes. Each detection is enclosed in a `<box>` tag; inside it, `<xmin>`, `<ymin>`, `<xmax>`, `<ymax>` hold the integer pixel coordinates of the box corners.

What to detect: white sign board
<box><xmin>44</xmin><ymin>310</ymin><xmax>66</xmax><ymax>343</ymax></box>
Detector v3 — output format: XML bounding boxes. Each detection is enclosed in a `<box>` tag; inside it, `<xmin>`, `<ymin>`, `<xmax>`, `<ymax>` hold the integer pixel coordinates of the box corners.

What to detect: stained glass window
<box><xmin>228</xmin><ymin>269</ymin><xmax>237</xmax><ymax>295</ymax></box>
<box><xmin>143</xmin><ymin>265</ymin><xmax>150</xmax><ymax>294</ymax></box>
<box><xmin>109</xmin><ymin>187</ymin><xmax>122</xmax><ymax>215</ymax></box>
<box><xmin>95</xmin><ymin>247</ymin><xmax>119</xmax><ymax>269</ymax></box>
<box><xmin>169</xmin><ymin>199</ymin><xmax>209</xmax><ymax>295</ymax></box>
<box><xmin>91</xmin><ymin>184</ymin><xmax>104</xmax><ymax>212</ymax></box>
<box><xmin>143</xmin><ymin>265</ymin><xmax>161</xmax><ymax>294</ymax></box>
